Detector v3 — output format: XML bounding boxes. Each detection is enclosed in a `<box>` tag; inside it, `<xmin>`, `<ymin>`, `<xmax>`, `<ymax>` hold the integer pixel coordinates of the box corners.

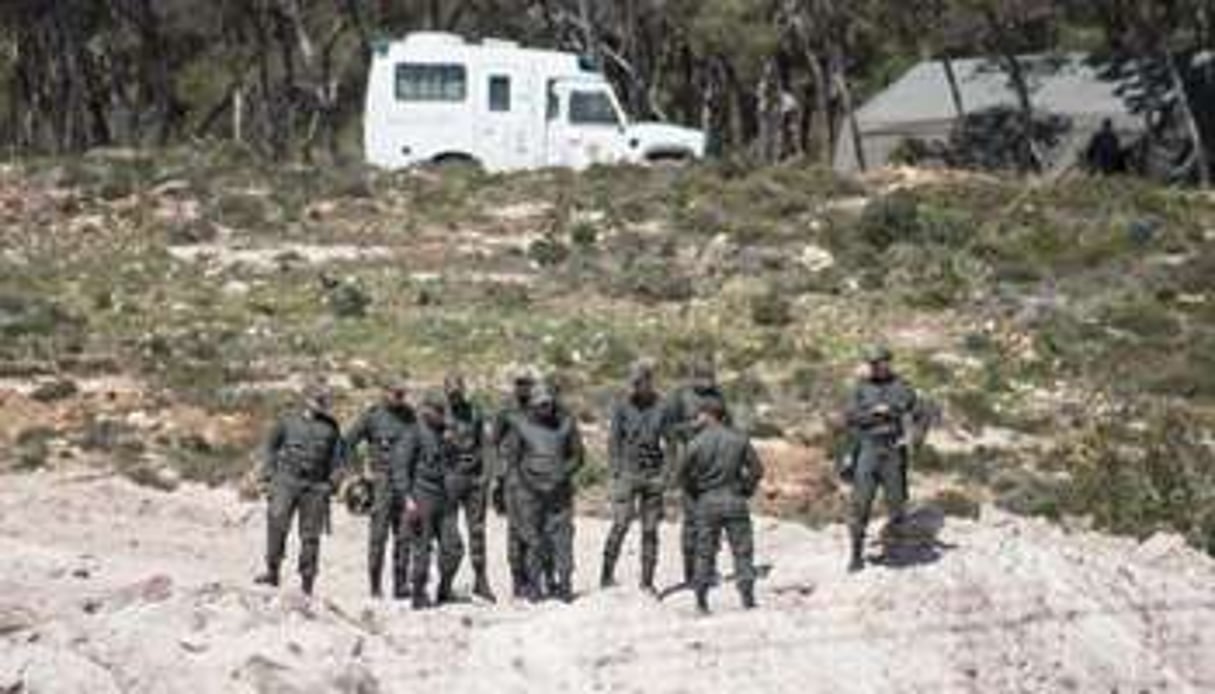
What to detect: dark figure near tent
<box><xmin>1086</xmin><ymin>119</ymin><xmax>1123</xmax><ymax>174</ymax></box>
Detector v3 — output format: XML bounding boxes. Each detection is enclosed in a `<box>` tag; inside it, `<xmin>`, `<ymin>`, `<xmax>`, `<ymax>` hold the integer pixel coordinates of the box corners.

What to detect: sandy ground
<box><xmin>2</xmin><ymin>469</ymin><xmax>1214</xmax><ymax>694</ymax></box>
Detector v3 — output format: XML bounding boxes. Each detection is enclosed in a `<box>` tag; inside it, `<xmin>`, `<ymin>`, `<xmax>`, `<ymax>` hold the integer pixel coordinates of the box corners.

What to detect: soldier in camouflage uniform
<box><xmin>842</xmin><ymin>345</ymin><xmax>919</xmax><ymax>573</ymax></box>
<box><xmin>491</xmin><ymin>369</ymin><xmax>537</xmax><ymax>598</ymax></box>
<box><xmin>344</xmin><ymin>377</ymin><xmax>416</xmax><ymax>599</ymax></box>
<box><xmin>663</xmin><ymin>358</ymin><xmax>730</xmax><ymax>585</ymax></box>
<box><xmin>500</xmin><ymin>386</ymin><xmax>584</xmax><ymax>602</ymax></box>
<box><xmin>600</xmin><ymin>361</ymin><xmax>671</xmax><ymax>592</ymax></box>
<box><xmin>393</xmin><ymin>393</ymin><xmax>463</xmax><ymax>609</ymax></box>
<box><xmin>255</xmin><ymin>383</ymin><xmax>345</xmax><ymax>596</ymax></box>
<box><xmin>442</xmin><ymin>373</ymin><xmax>495</xmax><ymax>602</ymax></box>
<box><xmin>679</xmin><ymin>398</ymin><xmax>763</xmax><ymax>615</ymax></box>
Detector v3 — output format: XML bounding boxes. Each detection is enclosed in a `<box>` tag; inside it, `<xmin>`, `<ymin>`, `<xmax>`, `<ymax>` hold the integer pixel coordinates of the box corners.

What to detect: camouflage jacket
<box><xmin>844</xmin><ymin>375</ymin><xmax>918</xmax><ymax>443</ymax></box>
<box><xmin>608</xmin><ymin>393</ymin><xmax>670</xmax><ymax>479</ymax></box>
<box><xmin>261</xmin><ymin>410</ymin><xmax>344</xmax><ymax>485</ymax></box>
<box><xmin>344</xmin><ymin>403</ymin><xmax>415</xmax><ymax>472</ymax></box>
<box><xmin>679</xmin><ymin>423</ymin><xmax>763</xmax><ymax>510</ymax></box>
<box><xmin>502</xmin><ymin>411</ymin><xmax>585</xmax><ymax>495</ymax></box>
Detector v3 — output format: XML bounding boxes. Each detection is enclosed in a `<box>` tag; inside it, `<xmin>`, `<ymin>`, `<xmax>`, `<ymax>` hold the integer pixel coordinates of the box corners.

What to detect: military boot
<box><xmin>848</xmin><ymin>528</ymin><xmax>866</xmax><ymax>573</ymax></box>
<box><xmin>694</xmin><ymin>588</ymin><xmax>710</xmax><ymax>616</ymax></box>
<box><xmin>552</xmin><ymin>578</ymin><xmax>574</xmax><ymax>604</ymax></box>
<box><xmin>254</xmin><ymin>566</ymin><xmax>280</xmax><ymax>587</ymax></box>
<box><xmin>301</xmin><ymin>574</ymin><xmax>316</xmax><ymax>597</ymax></box>
<box><xmin>392</xmin><ymin>571</ymin><xmax>410</xmax><ymax>600</ymax></box>
<box><xmin>640</xmin><ymin>558</ymin><xmax>657</xmax><ymax>594</ymax></box>
<box><xmin>739</xmin><ymin>581</ymin><xmax>757</xmax><ymax>610</ymax></box>
<box><xmin>369</xmin><ymin>571</ymin><xmax>383</xmax><ymax>599</ymax></box>
<box><xmin>436</xmin><ymin>574</ymin><xmax>455</xmax><ymax>605</ymax></box>
<box><xmin>683</xmin><ymin>555</ymin><xmax>696</xmax><ymax>587</ymax></box>
<box><xmin>473</xmin><ymin>570</ymin><xmax>497</xmax><ymax>603</ymax></box>
<box><xmin>599</xmin><ymin>555</ymin><xmax>618</xmax><ymax>589</ymax></box>
<box><xmin>411</xmin><ymin>581</ymin><xmax>431</xmax><ymax>610</ymax></box>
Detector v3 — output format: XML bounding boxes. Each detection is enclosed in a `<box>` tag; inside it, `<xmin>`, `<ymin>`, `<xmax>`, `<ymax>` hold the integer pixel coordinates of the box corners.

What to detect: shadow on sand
<box><xmin>871</xmin><ymin>505</ymin><xmax>957</xmax><ymax>569</ymax></box>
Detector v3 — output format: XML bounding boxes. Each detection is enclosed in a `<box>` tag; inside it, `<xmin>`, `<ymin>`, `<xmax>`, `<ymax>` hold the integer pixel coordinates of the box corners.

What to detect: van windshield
<box><xmin>569</xmin><ymin>90</ymin><xmax>622</xmax><ymax>127</ymax></box>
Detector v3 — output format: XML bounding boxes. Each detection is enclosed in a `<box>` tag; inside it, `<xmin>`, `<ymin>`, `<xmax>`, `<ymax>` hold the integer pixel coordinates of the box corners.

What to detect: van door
<box><xmin>477</xmin><ymin>69</ymin><xmax>532</xmax><ymax>170</ymax></box>
<box><xmin>544</xmin><ymin>80</ymin><xmax>631</xmax><ymax>169</ymax></box>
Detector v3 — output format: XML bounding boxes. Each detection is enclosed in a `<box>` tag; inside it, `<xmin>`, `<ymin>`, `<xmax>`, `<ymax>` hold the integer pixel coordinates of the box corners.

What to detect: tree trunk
<box><xmin>998</xmin><ymin>49</ymin><xmax>1041</xmax><ymax>173</ymax></box>
<box><xmin>1165</xmin><ymin>49</ymin><xmax>1211</xmax><ymax>186</ymax></box>
<box><xmin>941</xmin><ymin>54</ymin><xmax>965</xmax><ymax>119</ymax></box>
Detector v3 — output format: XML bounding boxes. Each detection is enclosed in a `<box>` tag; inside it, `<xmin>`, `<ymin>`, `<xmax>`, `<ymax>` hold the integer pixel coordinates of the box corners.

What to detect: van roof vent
<box><xmin>405</xmin><ymin>32</ymin><xmax>466</xmax><ymax>48</ymax></box>
<box><xmin>481</xmin><ymin>38</ymin><xmax>520</xmax><ymax>49</ymax></box>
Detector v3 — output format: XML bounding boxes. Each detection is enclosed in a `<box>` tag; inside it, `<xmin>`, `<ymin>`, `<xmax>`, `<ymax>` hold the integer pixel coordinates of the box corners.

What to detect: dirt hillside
<box><xmin>2</xmin><ymin>469</ymin><xmax>1213</xmax><ymax>694</ymax></box>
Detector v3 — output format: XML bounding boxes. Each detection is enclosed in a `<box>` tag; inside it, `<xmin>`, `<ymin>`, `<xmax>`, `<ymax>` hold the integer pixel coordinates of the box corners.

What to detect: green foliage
<box><xmin>529</xmin><ymin>233</ymin><xmax>570</xmax><ymax>267</ymax></box>
<box><xmin>749</xmin><ymin>287</ymin><xmax>793</xmax><ymax>327</ymax></box>
<box><xmin>1062</xmin><ymin>405</ymin><xmax>1215</xmax><ymax>554</ymax></box>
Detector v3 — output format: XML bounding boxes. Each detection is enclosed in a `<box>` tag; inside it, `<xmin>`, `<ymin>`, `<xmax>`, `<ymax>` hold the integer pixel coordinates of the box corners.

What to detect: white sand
<box><xmin>1</xmin><ymin>469</ymin><xmax>1213</xmax><ymax>694</ymax></box>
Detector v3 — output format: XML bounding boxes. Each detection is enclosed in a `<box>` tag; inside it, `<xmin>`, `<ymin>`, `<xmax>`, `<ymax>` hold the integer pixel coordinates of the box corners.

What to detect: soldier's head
<box><xmin>512</xmin><ymin>367</ymin><xmax>537</xmax><ymax>403</ymax></box>
<box><xmin>419</xmin><ymin>391</ymin><xmax>447</xmax><ymax>428</ymax></box>
<box><xmin>628</xmin><ymin>359</ymin><xmax>656</xmax><ymax>400</ymax></box>
<box><xmin>695</xmin><ymin>396</ymin><xmax>727</xmax><ymax>428</ymax></box>
<box><xmin>689</xmin><ymin>356</ymin><xmax>716</xmax><ymax>392</ymax></box>
<box><xmin>303</xmin><ymin>381</ymin><xmax>333</xmax><ymax>415</ymax></box>
<box><xmin>381</xmin><ymin>376</ymin><xmax>409</xmax><ymax>408</ymax></box>
<box><xmin>444</xmin><ymin>372</ymin><xmax>467</xmax><ymax>404</ymax></box>
<box><xmin>862</xmin><ymin>344</ymin><xmax>894</xmax><ymax>381</ymax></box>
<box><xmin>531</xmin><ymin>386</ymin><xmax>558</xmax><ymax>423</ymax></box>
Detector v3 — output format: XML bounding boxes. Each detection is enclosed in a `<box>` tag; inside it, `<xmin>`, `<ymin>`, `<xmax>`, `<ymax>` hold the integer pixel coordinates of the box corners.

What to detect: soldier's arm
<box><xmin>328</xmin><ymin>426</ymin><xmax>348</xmax><ymax>485</ymax></box>
<box><xmin>391</xmin><ymin>431</ymin><xmax>418</xmax><ymax>501</ymax></box>
<box><xmin>259</xmin><ymin>418</ymin><xmax>286</xmax><ymax>483</ymax></box>
<box><xmin>741</xmin><ymin>440</ymin><xmax>765</xmax><ymax>498</ymax></box>
<box><xmin>607</xmin><ymin>402</ymin><xmax>625</xmax><ymax>473</ymax></box>
<box><xmin>568</xmin><ymin>418</ymin><xmax>586</xmax><ymax>476</ymax></box>
<box><xmin>676</xmin><ymin>440</ymin><xmax>698</xmax><ymax>496</ymax></box>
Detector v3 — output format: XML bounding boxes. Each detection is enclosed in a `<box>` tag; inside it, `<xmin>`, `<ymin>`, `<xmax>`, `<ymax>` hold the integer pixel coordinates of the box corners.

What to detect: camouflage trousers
<box><xmin>680</xmin><ymin>493</ymin><xmax>698</xmax><ymax>583</ymax></box>
<box><xmin>505</xmin><ymin>475</ymin><xmax>553</xmax><ymax>591</ymax></box>
<box><xmin>849</xmin><ymin>441</ymin><xmax>908</xmax><ymax>538</ymax></box>
<box><xmin>408</xmin><ymin>495</ymin><xmax>463</xmax><ymax>597</ymax></box>
<box><xmin>265</xmin><ymin>477</ymin><xmax>330</xmax><ymax>582</ymax></box>
<box><xmin>515</xmin><ymin>483</ymin><xmax>575</xmax><ymax>594</ymax></box>
<box><xmin>602</xmin><ymin>473</ymin><xmax>665</xmax><ymax>581</ymax></box>
<box><xmin>368</xmin><ymin>474</ymin><xmax>411</xmax><ymax>596</ymax></box>
<box><xmin>446</xmin><ymin>473</ymin><xmax>488</xmax><ymax>575</ymax></box>
<box><xmin>693</xmin><ymin>496</ymin><xmax>755</xmax><ymax>598</ymax></box>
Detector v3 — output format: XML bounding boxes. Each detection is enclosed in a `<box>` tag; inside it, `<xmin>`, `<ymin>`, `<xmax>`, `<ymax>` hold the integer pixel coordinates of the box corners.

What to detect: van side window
<box><xmin>489</xmin><ymin>75</ymin><xmax>511</xmax><ymax>112</ymax></box>
<box><xmin>569</xmin><ymin>90</ymin><xmax>620</xmax><ymax>126</ymax></box>
<box><xmin>395</xmin><ymin>64</ymin><xmax>467</xmax><ymax>102</ymax></box>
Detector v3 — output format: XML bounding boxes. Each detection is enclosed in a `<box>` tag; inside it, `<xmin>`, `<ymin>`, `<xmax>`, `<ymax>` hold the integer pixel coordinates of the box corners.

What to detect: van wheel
<box><xmin>430</xmin><ymin>153</ymin><xmax>483</xmax><ymax>171</ymax></box>
<box><xmin>645</xmin><ymin>151</ymin><xmax>694</xmax><ymax>168</ymax></box>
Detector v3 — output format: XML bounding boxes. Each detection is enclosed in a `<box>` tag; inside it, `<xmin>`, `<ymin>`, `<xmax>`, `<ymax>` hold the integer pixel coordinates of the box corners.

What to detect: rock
<box><xmin>798</xmin><ymin>244</ymin><xmax>836</xmax><ymax>273</ymax></box>
<box><xmin>0</xmin><ymin>604</ymin><xmax>37</xmax><ymax>636</ymax></box>
<box><xmin>221</xmin><ymin>280</ymin><xmax>252</xmax><ymax>298</ymax></box>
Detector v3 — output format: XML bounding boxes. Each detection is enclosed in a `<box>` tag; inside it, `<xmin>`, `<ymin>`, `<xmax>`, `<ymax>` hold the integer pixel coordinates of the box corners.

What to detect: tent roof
<box><xmin>857</xmin><ymin>53</ymin><xmax>1138</xmax><ymax>128</ymax></box>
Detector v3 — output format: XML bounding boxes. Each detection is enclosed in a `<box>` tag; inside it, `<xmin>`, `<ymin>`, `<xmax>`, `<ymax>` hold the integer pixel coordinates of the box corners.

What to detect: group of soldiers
<box><xmin>254</xmin><ymin>345</ymin><xmax>922</xmax><ymax>614</ymax></box>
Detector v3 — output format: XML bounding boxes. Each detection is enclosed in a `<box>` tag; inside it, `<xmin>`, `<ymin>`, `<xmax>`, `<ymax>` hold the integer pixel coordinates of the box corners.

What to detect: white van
<box><xmin>364</xmin><ymin>32</ymin><xmax>707</xmax><ymax>171</ymax></box>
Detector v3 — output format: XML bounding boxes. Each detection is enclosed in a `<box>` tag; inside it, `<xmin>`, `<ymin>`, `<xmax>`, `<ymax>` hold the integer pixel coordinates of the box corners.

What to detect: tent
<box><xmin>834</xmin><ymin>53</ymin><xmax>1145</xmax><ymax>174</ymax></box>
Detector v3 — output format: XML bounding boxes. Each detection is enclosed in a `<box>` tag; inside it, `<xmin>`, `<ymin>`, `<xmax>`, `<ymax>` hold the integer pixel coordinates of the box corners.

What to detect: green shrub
<box><xmin>1062</xmin><ymin>405</ymin><xmax>1215</xmax><ymax>553</ymax></box>
<box><xmin>749</xmin><ymin>288</ymin><xmax>793</xmax><ymax>327</ymax></box>
<box><xmin>529</xmin><ymin>233</ymin><xmax>570</xmax><ymax>267</ymax></box>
